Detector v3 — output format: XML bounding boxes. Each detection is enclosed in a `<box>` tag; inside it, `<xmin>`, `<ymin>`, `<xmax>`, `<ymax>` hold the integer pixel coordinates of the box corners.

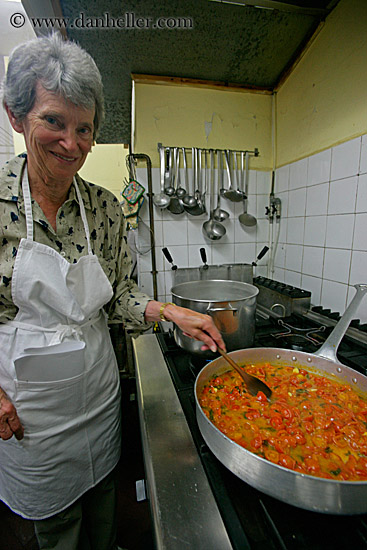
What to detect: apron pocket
<box><xmin>85</xmin><ymin>346</ymin><xmax>119</xmax><ymax>410</ymax></box>
<box><xmin>14</xmin><ymin>341</ymin><xmax>85</xmax><ymax>382</ymax></box>
<box><xmin>15</xmin><ymin>372</ymin><xmax>85</xmax><ymax>433</ymax></box>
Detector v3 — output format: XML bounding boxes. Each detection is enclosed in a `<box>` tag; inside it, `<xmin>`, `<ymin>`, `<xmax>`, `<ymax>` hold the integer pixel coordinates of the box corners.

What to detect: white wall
<box><xmin>135</xmin><ymin>161</ymin><xmax>271</xmax><ymax>301</ymax></box>
<box><xmin>273</xmin><ymin>134</ymin><xmax>367</xmax><ymax>322</ymax></box>
<box><xmin>0</xmin><ymin>57</ymin><xmax>15</xmax><ymax>167</ymax></box>
<box><xmin>135</xmin><ymin>133</ymin><xmax>367</xmax><ymax>324</ymax></box>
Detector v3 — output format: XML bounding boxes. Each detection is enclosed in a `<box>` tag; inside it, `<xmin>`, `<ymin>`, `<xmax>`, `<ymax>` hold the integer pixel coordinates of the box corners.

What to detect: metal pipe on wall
<box><xmin>128</xmin><ymin>153</ymin><xmax>158</xmax><ymax>300</ymax></box>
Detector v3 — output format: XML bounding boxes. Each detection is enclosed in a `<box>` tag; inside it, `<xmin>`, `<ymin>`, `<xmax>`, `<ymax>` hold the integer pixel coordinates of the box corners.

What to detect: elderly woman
<box><xmin>0</xmin><ymin>33</ymin><xmax>224</xmax><ymax>549</ymax></box>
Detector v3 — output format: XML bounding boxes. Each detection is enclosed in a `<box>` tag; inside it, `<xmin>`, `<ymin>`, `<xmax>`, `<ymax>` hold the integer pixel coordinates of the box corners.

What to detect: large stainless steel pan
<box><xmin>195</xmin><ymin>284</ymin><xmax>367</xmax><ymax>515</ymax></box>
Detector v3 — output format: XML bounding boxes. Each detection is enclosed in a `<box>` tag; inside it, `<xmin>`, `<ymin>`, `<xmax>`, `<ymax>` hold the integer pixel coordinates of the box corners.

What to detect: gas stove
<box><xmin>133</xmin><ymin>281</ymin><xmax>367</xmax><ymax>550</ymax></box>
<box><xmin>158</xmin><ymin>310</ymin><xmax>367</xmax><ymax>392</ymax></box>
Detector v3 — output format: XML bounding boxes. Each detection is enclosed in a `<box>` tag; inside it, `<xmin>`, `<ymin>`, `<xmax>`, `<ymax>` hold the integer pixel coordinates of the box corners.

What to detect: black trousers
<box><xmin>34</xmin><ymin>469</ymin><xmax>118</xmax><ymax>550</ymax></box>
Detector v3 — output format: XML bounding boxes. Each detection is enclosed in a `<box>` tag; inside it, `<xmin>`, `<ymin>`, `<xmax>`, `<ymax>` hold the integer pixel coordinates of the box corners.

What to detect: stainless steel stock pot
<box><xmin>171</xmin><ymin>279</ymin><xmax>258</xmax><ymax>357</ymax></box>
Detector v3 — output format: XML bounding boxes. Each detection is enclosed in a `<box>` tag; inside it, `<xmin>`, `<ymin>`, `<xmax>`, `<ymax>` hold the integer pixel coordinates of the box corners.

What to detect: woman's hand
<box><xmin>144</xmin><ymin>301</ymin><xmax>226</xmax><ymax>352</ymax></box>
<box><xmin>0</xmin><ymin>388</ymin><xmax>24</xmax><ymax>441</ymax></box>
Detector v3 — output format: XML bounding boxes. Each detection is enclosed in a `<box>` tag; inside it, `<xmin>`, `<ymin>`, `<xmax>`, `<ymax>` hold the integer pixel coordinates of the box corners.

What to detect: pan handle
<box><xmin>162</xmin><ymin>247</ymin><xmax>177</xmax><ymax>270</ymax></box>
<box><xmin>200</xmin><ymin>247</ymin><xmax>208</xmax><ymax>265</ymax></box>
<box><xmin>207</xmin><ymin>304</ymin><xmax>238</xmax><ymax>335</ymax></box>
<box><xmin>314</xmin><ymin>284</ymin><xmax>367</xmax><ymax>363</ymax></box>
<box><xmin>252</xmin><ymin>246</ymin><xmax>269</xmax><ymax>266</ymax></box>
<box><xmin>207</xmin><ymin>305</ymin><xmax>238</xmax><ymax>316</ymax></box>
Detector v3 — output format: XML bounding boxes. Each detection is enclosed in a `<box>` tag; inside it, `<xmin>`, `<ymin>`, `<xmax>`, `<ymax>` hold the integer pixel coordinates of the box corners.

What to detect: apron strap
<box><xmin>74</xmin><ymin>178</ymin><xmax>93</xmax><ymax>255</ymax></box>
<box><xmin>22</xmin><ymin>167</ymin><xmax>93</xmax><ymax>255</ymax></box>
<box><xmin>22</xmin><ymin>168</ymin><xmax>34</xmax><ymax>241</ymax></box>
<box><xmin>7</xmin><ymin>313</ymin><xmax>103</xmax><ymax>344</ymax></box>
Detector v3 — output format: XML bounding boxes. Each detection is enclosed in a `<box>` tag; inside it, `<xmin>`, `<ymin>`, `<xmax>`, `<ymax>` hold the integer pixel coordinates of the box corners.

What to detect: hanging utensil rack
<box><xmin>157</xmin><ymin>143</ymin><xmax>260</xmax><ymax>157</ymax></box>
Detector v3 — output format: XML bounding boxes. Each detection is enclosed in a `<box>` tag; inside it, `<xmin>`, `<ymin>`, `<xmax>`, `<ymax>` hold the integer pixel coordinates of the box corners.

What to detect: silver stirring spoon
<box><xmin>167</xmin><ymin>148</ymin><xmax>184</xmax><ymax>215</ymax></box>
<box><xmin>182</xmin><ymin>147</ymin><xmax>198</xmax><ymax>209</ymax></box>
<box><xmin>176</xmin><ymin>148</ymin><xmax>187</xmax><ymax>199</ymax></box>
<box><xmin>164</xmin><ymin>148</ymin><xmax>175</xmax><ymax>197</ymax></box>
<box><xmin>233</xmin><ymin>151</ymin><xmax>245</xmax><ymax>199</ymax></box>
<box><xmin>195</xmin><ymin>149</ymin><xmax>206</xmax><ymax>215</ymax></box>
<box><xmin>221</xmin><ymin>150</ymin><xmax>243</xmax><ymax>202</ymax></box>
<box><xmin>153</xmin><ymin>146</ymin><xmax>170</xmax><ymax>209</ymax></box>
<box><xmin>189</xmin><ymin>148</ymin><xmax>206</xmax><ymax>216</ymax></box>
<box><xmin>213</xmin><ymin>149</ymin><xmax>229</xmax><ymax>222</ymax></box>
<box><xmin>202</xmin><ymin>150</ymin><xmax>226</xmax><ymax>240</ymax></box>
<box><xmin>239</xmin><ymin>152</ymin><xmax>257</xmax><ymax>227</ymax></box>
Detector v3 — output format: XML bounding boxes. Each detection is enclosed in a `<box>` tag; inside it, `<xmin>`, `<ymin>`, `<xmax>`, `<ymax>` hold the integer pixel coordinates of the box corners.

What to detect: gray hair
<box><xmin>2</xmin><ymin>33</ymin><xmax>104</xmax><ymax>140</ymax></box>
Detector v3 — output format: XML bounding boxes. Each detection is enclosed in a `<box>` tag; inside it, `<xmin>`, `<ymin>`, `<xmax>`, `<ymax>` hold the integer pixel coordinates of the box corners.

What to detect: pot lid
<box><xmin>171</xmin><ymin>279</ymin><xmax>259</xmax><ymax>302</ymax></box>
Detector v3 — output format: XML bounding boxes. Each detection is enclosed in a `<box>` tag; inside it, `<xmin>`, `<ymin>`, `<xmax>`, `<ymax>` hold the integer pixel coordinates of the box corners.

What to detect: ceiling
<box><xmin>24</xmin><ymin>0</ymin><xmax>340</xmax><ymax>143</ymax></box>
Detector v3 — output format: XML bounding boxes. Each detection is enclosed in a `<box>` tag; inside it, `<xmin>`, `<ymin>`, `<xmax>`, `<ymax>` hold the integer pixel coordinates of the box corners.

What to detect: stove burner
<box><xmin>272</xmin><ymin>319</ymin><xmax>326</xmax><ymax>346</ymax></box>
<box><xmin>188</xmin><ymin>354</ymin><xmax>211</xmax><ymax>378</ymax></box>
<box><xmin>154</xmin><ymin>311</ymin><xmax>367</xmax><ymax>550</ymax></box>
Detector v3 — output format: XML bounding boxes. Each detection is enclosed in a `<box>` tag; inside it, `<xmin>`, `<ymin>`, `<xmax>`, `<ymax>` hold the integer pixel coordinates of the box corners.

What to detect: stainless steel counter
<box><xmin>132</xmin><ymin>334</ymin><xmax>233</xmax><ymax>550</ymax></box>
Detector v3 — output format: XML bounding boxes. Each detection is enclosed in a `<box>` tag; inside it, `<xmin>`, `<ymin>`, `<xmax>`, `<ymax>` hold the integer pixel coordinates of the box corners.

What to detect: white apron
<box><xmin>0</xmin><ymin>168</ymin><xmax>121</xmax><ymax>519</ymax></box>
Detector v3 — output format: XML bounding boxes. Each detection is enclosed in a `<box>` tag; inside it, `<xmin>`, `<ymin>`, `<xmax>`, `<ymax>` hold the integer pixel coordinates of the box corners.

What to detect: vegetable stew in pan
<box><xmin>199</xmin><ymin>363</ymin><xmax>367</xmax><ymax>481</ymax></box>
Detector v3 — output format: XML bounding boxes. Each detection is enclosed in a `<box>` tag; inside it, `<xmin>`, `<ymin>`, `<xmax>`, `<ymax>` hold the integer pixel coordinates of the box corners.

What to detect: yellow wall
<box><xmin>12</xmin><ymin>130</ymin><xmax>128</xmax><ymax>199</ymax></box>
<box><xmin>134</xmin><ymin>83</ymin><xmax>273</xmax><ymax>170</ymax></box>
<box><xmin>276</xmin><ymin>0</ymin><xmax>367</xmax><ymax>166</ymax></box>
<box><xmin>79</xmin><ymin>144</ymin><xmax>129</xmax><ymax>199</ymax></box>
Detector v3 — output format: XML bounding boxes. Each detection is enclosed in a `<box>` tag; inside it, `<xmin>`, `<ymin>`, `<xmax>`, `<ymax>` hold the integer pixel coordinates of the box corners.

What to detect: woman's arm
<box><xmin>144</xmin><ymin>301</ymin><xmax>226</xmax><ymax>353</ymax></box>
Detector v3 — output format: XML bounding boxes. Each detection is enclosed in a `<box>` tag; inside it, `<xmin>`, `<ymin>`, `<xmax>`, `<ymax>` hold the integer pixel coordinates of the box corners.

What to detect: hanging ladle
<box><xmin>182</xmin><ymin>147</ymin><xmax>199</xmax><ymax>211</ymax></box>
<box><xmin>234</xmin><ymin>151</ymin><xmax>245</xmax><ymax>199</ymax></box>
<box><xmin>221</xmin><ymin>150</ymin><xmax>243</xmax><ymax>202</ymax></box>
<box><xmin>213</xmin><ymin>149</ymin><xmax>229</xmax><ymax>222</ymax></box>
<box><xmin>186</xmin><ymin>148</ymin><xmax>205</xmax><ymax>216</ymax></box>
<box><xmin>195</xmin><ymin>149</ymin><xmax>207</xmax><ymax>215</ymax></box>
<box><xmin>217</xmin><ymin>348</ymin><xmax>272</xmax><ymax>400</ymax></box>
<box><xmin>153</xmin><ymin>146</ymin><xmax>170</xmax><ymax>209</ymax></box>
<box><xmin>164</xmin><ymin>148</ymin><xmax>175</xmax><ymax>197</ymax></box>
<box><xmin>167</xmin><ymin>148</ymin><xmax>184</xmax><ymax>215</ymax></box>
<box><xmin>202</xmin><ymin>150</ymin><xmax>226</xmax><ymax>240</ymax></box>
<box><xmin>176</xmin><ymin>148</ymin><xmax>187</xmax><ymax>199</ymax></box>
<box><xmin>239</xmin><ymin>151</ymin><xmax>257</xmax><ymax>227</ymax></box>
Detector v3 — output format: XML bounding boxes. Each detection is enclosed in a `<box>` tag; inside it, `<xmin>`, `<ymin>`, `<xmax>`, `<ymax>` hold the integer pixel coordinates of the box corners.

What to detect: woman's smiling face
<box><xmin>14</xmin><ymin>82</ymin><xmax>95</xmax><ymax>186</ymax></box>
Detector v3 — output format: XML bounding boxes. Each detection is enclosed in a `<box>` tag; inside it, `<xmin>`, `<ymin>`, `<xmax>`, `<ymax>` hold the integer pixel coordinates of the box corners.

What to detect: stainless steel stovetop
<box><xmin>132</xmin><ymin>279</ymin><xmax>367</xmax><ymax>550</ymax></box>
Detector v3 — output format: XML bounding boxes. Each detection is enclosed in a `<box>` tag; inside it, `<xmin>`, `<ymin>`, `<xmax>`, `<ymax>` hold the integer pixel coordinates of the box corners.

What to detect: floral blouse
<box><xmin>0</xmin><ymin>154</ymin><xmax>151</xmax><ymax>330</ymax></box>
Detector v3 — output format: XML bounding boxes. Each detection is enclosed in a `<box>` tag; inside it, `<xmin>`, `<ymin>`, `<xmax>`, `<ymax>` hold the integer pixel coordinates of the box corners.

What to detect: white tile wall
<box><xmin>286</xmin><ymin>217</ymin><xmax>305</xmax><ymax>245</ymax></box>
<box><xmin>330</xmin><ymin>138</ymin><xmax>360</xmax><ymax>181</ymax></box>
<box><xmin>289</xmin><ymin>157</ymin><xmax>308</xmax><ymax>189</ymax></box>
<box><xmin>136</xmin><ymin>165</ymin><xmax>272</xmax><ymax>302</ymax></box>
<box><xmin>302</xmin><ymin>246</ymin><xmax>324</xmax><ymax>278</ymax></box>
<box><xmin>288</xmin><ymin>187</ymin><xmax>307</xmax><ymax>217</ymax></box>
<box><xmin>354</xmin><ymin>214</ymin><xmax>367</xmax><ymax>251</ymax></box>
<box><xmin>304</xmin><ymin>216</ymin><xmax>327</xmax><ymax>247</ymax></box>
<box><xmin>306</xmin><ymin>182</ymin><xmax>329</xmax><ymax>216</ymax></box>
<box><xmin>356</xmin><ymin>174</ymin><xmax>367</xmax><ymax>212</ymax></box>
<box><xmin>325</xmin><ymin>214</ymin><xmax>354</xmax><ymax>249</ymax></box>
<box><xmin>360</xmin><ymin>135</ymin><xmax>367</xmax><ymax>175</ymax></box>
<box><xmin>134</xmin><ymin>135</ymin><xmax>367</xmax><ymax>322</ymax></box>
<box><xmin>274</xmin><ymin>134</ymin><xmax>367</xmax><ymax>322</ymax></box>
<box><xmin>307</xmin><ymin>148</ymin><xmax>331</xmax><ymax>185</ymax></box>
<box><xmin>328</xmin><ymin>176</ymin><xmax>357</xmax><ymax>215</ymax></box>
